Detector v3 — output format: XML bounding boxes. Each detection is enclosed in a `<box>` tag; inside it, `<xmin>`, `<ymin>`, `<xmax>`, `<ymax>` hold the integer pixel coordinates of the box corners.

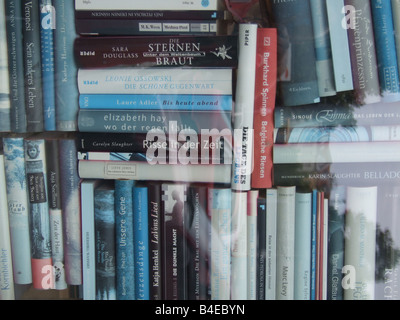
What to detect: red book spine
<box><xmin>251</xmin><ymin>28</ymin><xmax>277</xmax><ymax>189</ymax></box>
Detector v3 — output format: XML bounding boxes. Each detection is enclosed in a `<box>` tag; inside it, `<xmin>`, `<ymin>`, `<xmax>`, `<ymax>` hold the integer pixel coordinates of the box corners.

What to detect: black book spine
<box><xmin>256</xmin><ymin>197</ymin><xmax>266</xmax><ymax>300</ymax></box>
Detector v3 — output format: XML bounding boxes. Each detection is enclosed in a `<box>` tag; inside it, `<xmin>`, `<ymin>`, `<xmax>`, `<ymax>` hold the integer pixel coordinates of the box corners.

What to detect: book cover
<box><xmin>80</xmin><ymin>179</ymin><xmax>100</xmax><ymax>300</ymax></box>
<box><xmin>24</xmin><ymin>138</ymin><xmax>52</xmax><ymax>289</ymax></box>
<box><xmin>74</xmin><ymin>0</ymin><xmax>219</xmax><ymax>11</ymax></box>
<box><xmin>370</xmin><ymin>0</ymin><xmax>400</xmax><ymax>102</ymax></box>
<box><xmin>74</xmin><ymin>35</ymin><xmax>238</xmax><ymax>69</ymax></box>
<box><xmin>77</xmin><ymin>67</ymin><xmax>232</xmax><ymax>95</ymax></box>
<box><xmin>270</xmin><ymin>0</ymin><xmax>320</xmax><ymax>106</ymax></box>
<box><xmin>310</xmin><ymin>0</ymin><xmax>336</xmax><ymax>97</ymax></box>
<box><xmin>265</xmin><ymin>188</ymin><xmax>277</xmax><ymax>300</ymax></box>
<box><xmin>59</xmin><ymin>138</ymin><xmax>82</xmax><ymax>285</ymax></box>
<box><xmin>54</xmin><ymin>0</ymin><xmax>79</xmax><ymax>131</ymax></box>
<box><xmin>294</xmin><ymin>192</ymin><xmax>312</xmax><ymax>300</ymax></box>
<box><xmin>256</xmin><ymin>197</ymin><xmax>266</xmax><ymax>300</ymax></box>
<box><xmin>94</xmin><ymin>182</ymin><xmax>116</xmax><ymax>300</ymax></box>
<box><xmin>231</xmin><ymin>191</ymin><xmax>247</xmax><ymax>300</ymax></box>
<box><xmin>344</xmin><ymin>0</ymin><xmax>381</xmax><ymax>105</ymax></box>
<box><xmin>79</xmin><ymin>94</ymin><xmax>233</xmax><ymax>111</ymax></box>
<box><xmin>276</xmin><ymin>186</ymin><xmax>296</xmax><ymax>300</ymax></box>
<box><xmin>40</xmin><ymin>0</ymin><xmax>56</xmax><ymax>131</ymax></box>
<box><xmin>247</xmin><ymin>190</ymin><xmax>258</xmax><ymax>300</ymax></box>
<box><xmin>77</xmin><ymin>109</ymin><xmax>232</xmax><ymax>135</ymax></box>
<box><xmin>22</xmin><ymin>0</ymin><xmax>44</xmax><ymax>133</ymax></box>
<box><xmin>231</xmin><ymin>23</ymin><xmax>257</xmax><ymax>191</ymax></box>
<box><xmin>162</xmin><ymin>183</ymin><xmax>187</xmax><ymax>300</ymax></box>
<box><xmin>147</xmin><ymin>182</ymin><xmax>163</xmax><ymax>300</ymax></box>
<box><xmin>326</xmin><ymin>0</ymin><xmax>354</xmax><ymax>92</ymax></box>
<box><xmin>3</xmin><ymin>137</ymin><xmax>32</xmax><ymax>285</ymax></box>
<box><xmin>114</xmin><ymin>179</ymin><xmax>135</xmax><ymax>300</ymax></box>
<box><xmin>45</xmin><ymin>139</ymin><xmax>67</xmax><ymax>290</ymax></box>
<box><xmin>208</xmin><ymin>187</ymin><xmax>231</xmax><ymax>300</ymax></box>
<box><xmin>0</xmin><ymin>0</ymin><xmax>11</xmax><ymax>133</ymax></box>
<box><xmin>344</xmin><ymin>186</ymin><xmax>378</xmax><ymax>300</ymax></box>
<box><xmin>0</xmin><ymin>154</ymin><xmax>15</xmax><ymax>300</ymax></box>
<box><xmin>251</xmin><ymin>27</ymin><xmax>277</xmax><ymax>189</ymax></box>
<box><xmin>75</xmin><ymin>19</ymin><xmax>217</xmax><ymax>36</ymax></box>
<box><xmin>133</xmin><ymin>184</ymin><xmax>150</xmax><ymax>300</ymax></box>
<box><xmin>5</xmin><ymin>0</ymin><xmax>27</xmax><ymax>132</ymax></box>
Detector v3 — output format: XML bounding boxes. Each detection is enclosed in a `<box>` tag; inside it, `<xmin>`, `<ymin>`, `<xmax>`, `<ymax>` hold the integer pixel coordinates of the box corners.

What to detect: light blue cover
<box><xmin>54</xmin><ymin>0</ymin><xmax>78</xmax><ymax>131</ymax></box>
<box><xmin>310</xmin><ymin>189</ymin><xmax>318</xmax><ymax>300</ymax></box>
<box><xmin>79</xmin><ymin>94</ymin><xmax>232</xmax><ymax>111</ymax></box>
<box><xmin>371</xmin><ymin>0</ymin><xmax>400</xmax><ymax>102</ymax></box>
<box><xmin>40</xmin><ymin>0</ymin><xmax>56</xmax><ymax>131</ymax></box>
<box><xmin>114</xmin><ymin>179</ymin><xmax>135</xmax><ymax>300</ymax></box>
<box><xmin>133</xmin><ymin>185</ymin><xmax>149</xmax><ymax>300</ymax></box>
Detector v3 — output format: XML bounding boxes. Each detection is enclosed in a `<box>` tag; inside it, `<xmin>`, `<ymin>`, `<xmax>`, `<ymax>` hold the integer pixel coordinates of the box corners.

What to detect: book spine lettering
<box><xmin>0</xmin><ymin>0</ymin><xmax>11</xmax><ymax>132</ymax></box>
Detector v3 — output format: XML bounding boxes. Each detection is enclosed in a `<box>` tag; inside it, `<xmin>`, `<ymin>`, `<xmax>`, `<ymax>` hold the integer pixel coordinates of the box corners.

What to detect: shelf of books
<box><xmin>1</xmin><ymin>0</ymin><xmax>400</xmax><ymax>301</ymax></box>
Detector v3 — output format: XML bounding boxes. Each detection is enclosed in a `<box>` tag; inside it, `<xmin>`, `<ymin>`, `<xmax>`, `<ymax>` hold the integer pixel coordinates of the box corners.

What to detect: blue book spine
<box><xmin>114</xmin><ymin>179</ymin><xmax>135</xmax><ymax>300</ymax></box>
<box><xmin>310</xmin><ymin>189</ymin><xmax>318</xmax><ymax>300</ymax></box>
<box><xmin>371</xmin><ymin>0</ymin><xmax>400</xmax><ymax>102</ymax></box>
<box><xmin>79</xmin><ymin>94</ymin><xmax>233</xmax><ymax>111</ymax></box>
<box><xmin>133</xmin><ymin>185</ymin><xmax>150</xmax><ymax>300</ymax></box>
<box><xmin>40</xmin><ymin>0</ymin><xmax>56</xmax><ymax>131</ymax></box>
<box><xmin>54</xmin><ymin>0</ymin><xmax>78</xmax><ymax>131</ymax></box>
<box><xmin>2</xmin><ymin>137</ymin><xmax>32</xmax><ymax>284</ymax></box>
<box><xmin>94</xmin><ymin>183</ymin><xmax>116</xmax><ymax>300</ymax></box>
<box><xmin>0</xmin><ymin>0</ymin><xmax>11</xmax><ymax>133</ymax></box>
<box><xmin>5</xmin><ymin>0</ymin><xmax>27</xmax><ymax>132</ymax></box>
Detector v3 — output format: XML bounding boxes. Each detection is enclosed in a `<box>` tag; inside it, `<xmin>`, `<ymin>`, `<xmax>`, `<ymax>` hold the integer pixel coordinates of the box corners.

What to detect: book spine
<box><xmin>77</xmin><ymin>132</ymin><xmax>149</xmax><ymax>152</ymax></box>
<box><xmin>79</xmin><ymin>94</ymin><xmax>233</xmax><ymax>111</ymax></box>
<box><xmin>344</xmin><ymin>186</ymin><xmax>378</xmax><ymax>300</ymax></box>
<box><xmin>74</xmin><ymin>35</ymin><xmax>238</xmax><ymax>69</ymax></box>
<box><xmin>2</xmin><ymin>137</ymin><xmax>32</xmax><ymax>284</ymax></box>
<box><xmin>276</xmin><ymin>186</ymin><xmax>296</xmax><ymax>300</ymax></box>
<box><xmin>80</xmin><ymin>179</ymin><xmax>99</xmax><ymax>300</ymax></box>
<box><xmin>74</xmin><ymin>0</ymin><xmax>218</xmax><ymax>11</ymax></box>
<box><xmin>45</xmin><ymin>139</ymin><xmax>67</xmax><ymax>290</ymax></box>
<box><xmin>40</xmin><ymin>0</ymin><xmax>56</xmax><ymax>131</ymax></box>
<box><xmin>75</xmin><ymin>9</ymin><xmax>226</xmax><ymax>20</ymax></box>
<box><xmin>344</xmin><ymin>0</ymin><xmax>381</xmax><ymax>104</ymax></box>
<box><xmin>114</xmin><ymin>179</ymin><xmax>135</xmax><ymax>300</ymax></box>
<box><xmin>147</xmin><ymin>183</ymin><xmax>163</xmax><ymax>300</ymax></box>
<box><xmin>0</xmin><ymin>0</ymin><xmax>11</xmax><ymax>133</ymax></box>
<box><xmin>270</xmin><ymin>0</ymin><xmax>320</xmax><ymax>106</ymax></box>
<box><xmin>251</xmin><ymin>27</ymin><xmax>277</xmax><ymax>189</ymax></box>
<box><xmin>231</xmin><ymin>23</ymin><xmax>257</xmax><ymax>191</ymax></box>
<box><xmin>94</xmin><ymin>183</ymin><xmax>116</xmax><ymax>300</ymax></box>
<box><xmin>392</xmin><ymin>0</ymin><xmax>400</xmax><ymax>75</ymax></box>
<box><xmin>326</xmin><ymin>0</ymin><xmax>354</xmax><ymax>92</ymax></box>
<box><xmin>310</xmin><ymin>189</ymin><xmax>318</xmax><ymax>300</ymax></box>
<box><xmin>247</xmin><ymin>190</ymin><xmax>258</xmax><ymax>300</ymax></box>
<box><xmin>370</xmin><ymin>0</ymin><xmax>400</xmax><ymax>102</ymax></box>
<box><xmin>162</xmin><ymin>183</ymin><xmax>187</xmax><ymax>300</ymax></box>
<box><xmin>310</xmin><ymin>0</ymin><xmax>336</xmax><ymax>97</ymax></box>
<box><xmin>24</xmin><ymin>138</ymin><xmax>52</xmax><ymax>289</ymax></box>
<box><xmin>77</xmin><ymin>68</ymin><xmax>232</xmax><ymax>95</ymax></box>
<box><xmin>54</xmin><ymin>0</ymin><xmax>78</xmax><ymax>131</ymax></box>
<box><xmin>256</xmin><ymin>197</ymin><xmax>266</xmax><ymax>300</ymax></box>
<box><xmin>327</xmin><ymin>185</ymin><xmax>346</xmax><ymax>300</ymax></box>
<box><xmin>265</xmin><ymin>188</ymin><xmax>277</xmax><ymax>300</ymax></box>
<box><xmin>209</xmin><ymin>187</ymin><xmax>231</xmax><ymax>300</ymax></box>
<box><xmin>133</xmin><ymin>185</ymin><xmax>150</xmax><ymax>300</ymax></box>
<box><xmin>316</xmin><ymin>191</ymin><xmax>326</xmax><ymax>300</ymax></box>
<box><xmin>5</xmin><ymin>0</ymin><xmax>27</xmax><ymax>132</ymax></box>
<box><xmin>274</xmin><ymin>101</ymin><xmax>400</xmax><ymax>128</ymax></box>
<box><xmin>75</xmin><ymin>19</ymin><xmax>217</xmax><ymax>36</ymax></box>
<box><xmin>77</xmin><ymin>109</ymin><xmax>232</xmax><ymax>134</ymax></box>
<box><xmin>22</xmin><ymin>0</ymin><xmax>44</xmax><ymax>132</ymax></box>
<box><xmin>0</xmin><ymin>154</ymin><xmax>15</xmax><ymax>300</ymax></box>
<box><xmin>273</xmin><ymin>141</ymin><xmax>400</xmax><ymax>164</ymax></box>
<box><xmin>58</xmin><ymin>138</ymin><xmax>82</xmax><ymax>285</ymax></box>
<box><xmin>231</xmin><ymin>191</ymin><xmax>247</xmax><ymax>300</ymax></box>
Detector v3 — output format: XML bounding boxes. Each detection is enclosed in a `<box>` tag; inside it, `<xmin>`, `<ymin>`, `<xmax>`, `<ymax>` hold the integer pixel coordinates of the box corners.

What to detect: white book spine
<box><xmin>326</xmin><ymin>0</ymin><xmax>354</xmax><ymax>92</ymax></box>
<box><xmin>247</xmin><ymin>190</ymin><xmax>258</xmax><ymax>300</ymax></box>
<box><xmin>74</xmin><ymin>0</ymin><xmax>218</xmax><ymax>11</ymax></box>
<box><xmin>0</xmin><ymin>155</ymin><xmax>15</xmax><ymax>300</ymax></box>
<box><xmin>344</xmin><ymin>186</ymin><xmax>378</xmax><ymax>300</ymax></box>
<box><xmin>77</xmin><ymin>68</ymin><xmax>232</xmax><ymax>95</ymax></box>
<box><xmin>276</xmin><ymin>186</ymin><xmax>296</xmax><ymax>300</ymax></box>
<box><xmin>265</xmin><ymin>188</ymin><xmax>277</xmax><ymax>300</ymax></box>
<box><xmin>231</xmin><ymin>23</ymin><xmax>257</xmax><ymax>191</ymax></box>
<box><xmin>231</xmin><ymin>191</ymin><xmax>247</xmax><ymax>300</ymax></box>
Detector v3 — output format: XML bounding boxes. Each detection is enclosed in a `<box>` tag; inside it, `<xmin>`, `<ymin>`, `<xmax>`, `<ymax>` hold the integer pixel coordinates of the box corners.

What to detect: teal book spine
<box><xmin>0</xmin><ymin>0</ymin><xmax>11</xmax><ymax>132</ymax></box>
